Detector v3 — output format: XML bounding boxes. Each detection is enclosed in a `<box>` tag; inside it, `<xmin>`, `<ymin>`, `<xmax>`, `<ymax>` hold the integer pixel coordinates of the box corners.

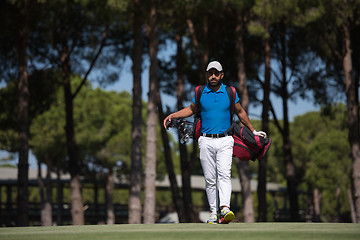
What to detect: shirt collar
<box><xmin>204</xmin><ymin>83</ymin><xmax>226</xmax><ymax>93</ymax></box>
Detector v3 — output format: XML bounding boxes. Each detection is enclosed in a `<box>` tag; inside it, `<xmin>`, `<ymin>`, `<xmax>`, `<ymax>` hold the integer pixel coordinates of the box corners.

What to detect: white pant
<box><xmin>198</xmin><ymin>136</ymin><xmax>234</xmax><ymax>213</ymax></box>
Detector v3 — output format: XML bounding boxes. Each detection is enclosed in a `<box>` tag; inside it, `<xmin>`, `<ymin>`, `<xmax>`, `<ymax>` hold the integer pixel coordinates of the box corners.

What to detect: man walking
<box><xmin>163</xmin><ymin>61</ymin><xmax>266</xmax><ymax>224</ymax></box>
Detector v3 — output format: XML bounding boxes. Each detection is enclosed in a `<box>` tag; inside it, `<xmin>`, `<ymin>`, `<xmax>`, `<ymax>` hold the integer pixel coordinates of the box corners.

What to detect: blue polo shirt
<box><xmin>192</xmin><ymin>83</ymin><xmax>240</xmax><ymax>134</ymax></box>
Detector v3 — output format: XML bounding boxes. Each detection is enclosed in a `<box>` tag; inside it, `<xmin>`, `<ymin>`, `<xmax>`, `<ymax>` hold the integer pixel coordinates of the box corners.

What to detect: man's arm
<box><xmin>234</xmin><ymin>102</ymin><xmax>255</xmax><ymax>132</ymax></box>
<box><xmin>163</xmin><ymin>102</ymin><xmax>197</xmax><ymax>128</ymax></box>
<box><xmin>234</xmin><ymin>102</ymin><xmax>267</xmax><ymax>138</ymax></box>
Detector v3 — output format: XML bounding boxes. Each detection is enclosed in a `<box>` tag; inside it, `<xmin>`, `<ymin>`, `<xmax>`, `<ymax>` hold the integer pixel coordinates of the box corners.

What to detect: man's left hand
<box><xmin>253</xmin><ymin>130</ymin><xmax>267</xmax><ymax>138</ymax></box>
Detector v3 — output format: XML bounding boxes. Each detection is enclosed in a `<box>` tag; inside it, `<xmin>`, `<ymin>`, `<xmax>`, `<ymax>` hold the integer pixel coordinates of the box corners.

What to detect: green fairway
<box><xmin>0</xmin><ymin>223</ymin><xmax>359</xmax><ymax>240</ymax></box>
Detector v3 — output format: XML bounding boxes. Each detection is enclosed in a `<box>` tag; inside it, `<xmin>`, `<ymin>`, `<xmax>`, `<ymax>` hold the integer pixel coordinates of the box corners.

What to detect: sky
<box><xmin>94</xmin><ymin>60</ymin><xmax>320</xmax><ymax>122</ymax></box>
<box><xmin>92</xmin><ymin>40</ymin><xmax>321</xmax><ymax>122</ymax></box>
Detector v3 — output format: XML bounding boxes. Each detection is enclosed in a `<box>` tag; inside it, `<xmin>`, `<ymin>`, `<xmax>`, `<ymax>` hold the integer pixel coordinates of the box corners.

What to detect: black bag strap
<box><xmin>225</xmin><ymin>86</ymin><xmax>236</xmax><ymax>118</ymax></box>
<box><xmin>194</xmin><ymin>85</ymin><xmax>206</xmax><ymax>119</ymax></box>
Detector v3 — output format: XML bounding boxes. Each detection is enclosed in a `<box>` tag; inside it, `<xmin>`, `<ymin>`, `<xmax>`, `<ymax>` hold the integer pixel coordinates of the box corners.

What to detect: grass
<box><xmin>0</xmin><ymin>223</ymin><xmax>359</xmax><ymax>240</ymax></box>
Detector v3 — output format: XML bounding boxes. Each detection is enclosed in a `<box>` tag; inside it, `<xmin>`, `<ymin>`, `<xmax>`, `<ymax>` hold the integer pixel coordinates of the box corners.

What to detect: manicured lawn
<box><xmin>0</xmin><ymin>223</ymin><xmax>359</xmax><ymax>240</ymax></box>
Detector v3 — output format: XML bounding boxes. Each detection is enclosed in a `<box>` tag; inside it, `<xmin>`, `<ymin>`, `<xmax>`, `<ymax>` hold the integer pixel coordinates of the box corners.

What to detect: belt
<box><xmin>201</xmin><ymin>133</ymin><xmax>229</xmax><ymax>138</ymax></box>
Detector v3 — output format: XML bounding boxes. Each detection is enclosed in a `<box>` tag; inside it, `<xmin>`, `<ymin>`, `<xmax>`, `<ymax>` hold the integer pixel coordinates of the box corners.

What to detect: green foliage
<box><xmin>264</xmin><ymin>120</ymin><xmax>286</xmax><ymax>184</ymax></box>
<box><xmin>29</xmin><ymin>74</ymin><xmax>173</xmax><ymax>181</ymax></box>
<box><xmin>248</xmin><ymin>21</ymin><xmax>269</xmax><ymax>39</ymax></box>
<box><xmin>30</xmin><ymin>92</ymin><xmax>67</xmax><ymax>162</ymax></box>
<box><xmin>30</xmin><ymin>75</ymin><xmax>133</xmax><ymax>172</ymax></box>
<box><xmin>292</xmin><ymin>104</ymin><xmax>350</xmax><ymax>221</ymax></box>
<box><xmin>264</xmin><ymin>103</ymin><xmax>351</xmax><ymax>221</ymax></box>
<box><xmin>250</xmin><ymin>0</ymin><xmax>322</xmax><ymax>29</ymax></box>
<box><xmin>0</xmin><ymin>69</ymin><xmax>61</xmax><ymax>153</ymax></box>
<box><xmin>74</xmin><ymin>88</ymin><xmax>133</xmax><ymax>169</ymax></box>
<box><xmin>252</xmin><ymin>191</ymin><xmax>278</xmax><ymax>221</ymax></box>
<box><xmin>306</xmin><ymin>129</ymin><xmax>351</xmax><ymax>221</ymax></box>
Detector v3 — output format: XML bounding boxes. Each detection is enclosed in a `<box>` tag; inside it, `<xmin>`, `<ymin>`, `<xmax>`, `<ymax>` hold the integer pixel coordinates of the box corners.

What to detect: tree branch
<box><xmin>271</xmin><ymin>66</ymin><xmax>281</xmax><ymax>83</ymax></box>
<box><xmin>270</xmin><ymin>99</ymin><xmax>283</xmax><ymax>133</ymax></box>
<box><xmin>72</xmin><ymin>25</ymin><xmax>109</xmax><ymax>99</ymax></box>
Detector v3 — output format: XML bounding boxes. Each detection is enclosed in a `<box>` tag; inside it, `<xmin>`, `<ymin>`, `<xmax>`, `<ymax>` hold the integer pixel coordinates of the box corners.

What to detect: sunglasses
<box><xmin>207</xmin><ymin>71</ymin><xmax>221</xmax><ymax>77</ymax></box>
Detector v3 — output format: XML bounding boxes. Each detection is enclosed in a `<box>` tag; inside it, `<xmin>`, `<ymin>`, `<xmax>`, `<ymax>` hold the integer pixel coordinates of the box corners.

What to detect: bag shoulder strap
<box><xmin>195</xmin><ymin>85</ymin><xmax>236</xmax><ymax>121</ymax></box>
<box><xmin>225</xmin><ymin>86</ymin><xmax>236</xmax><ymax>115</ymax></box>
<box><xmin>195</xmin><ymin>85</ymin><xmax>205</xmax><ymax>119</ymax></box>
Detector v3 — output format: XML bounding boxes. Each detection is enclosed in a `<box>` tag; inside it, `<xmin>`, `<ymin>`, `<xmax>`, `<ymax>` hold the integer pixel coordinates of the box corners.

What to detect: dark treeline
<box><xmin>0</xmin><ymin>0</ymin><xmax>359</xmax><ymax>225</ymax></box>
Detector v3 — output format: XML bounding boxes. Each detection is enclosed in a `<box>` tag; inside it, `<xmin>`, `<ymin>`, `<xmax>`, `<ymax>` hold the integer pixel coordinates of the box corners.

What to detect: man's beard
<box><xmin>209</xmin><ymin>78</ymin><xmax>221</xmax><ymax>87</ymax></box>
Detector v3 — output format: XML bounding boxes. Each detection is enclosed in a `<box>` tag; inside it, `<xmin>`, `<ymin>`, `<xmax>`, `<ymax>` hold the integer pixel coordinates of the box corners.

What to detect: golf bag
<box><xmin>231</xmin><ymin>123</ymin><xmax>272</xmax><ymax>161</ymax></box>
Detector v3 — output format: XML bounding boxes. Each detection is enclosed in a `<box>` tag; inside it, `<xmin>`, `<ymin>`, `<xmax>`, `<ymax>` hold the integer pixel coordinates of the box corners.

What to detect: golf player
<box><xmin>163</xmin><ymin>61</ymin><xmax>266</xmax><ymax>224</ymax></box>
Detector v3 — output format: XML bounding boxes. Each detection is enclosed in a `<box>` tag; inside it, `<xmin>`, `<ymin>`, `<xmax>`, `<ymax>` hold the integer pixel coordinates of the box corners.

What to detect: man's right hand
<box><xmin>163</xmin><ymin>115</ymin><xmax>173</xmax><ymax>129</ymax></box>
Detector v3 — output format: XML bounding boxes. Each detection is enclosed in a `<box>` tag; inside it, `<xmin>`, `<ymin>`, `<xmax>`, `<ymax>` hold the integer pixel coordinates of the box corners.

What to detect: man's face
<box><xmin>207</xmin><ymin>69</ymin><xmax>223</xmax><ymax>87</ymax></box>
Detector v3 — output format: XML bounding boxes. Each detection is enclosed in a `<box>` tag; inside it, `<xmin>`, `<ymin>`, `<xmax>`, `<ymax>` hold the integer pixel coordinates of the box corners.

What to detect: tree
<box><xmin>305</xmin><ymin>0</ymin><xmax>360</xmax><ymax>222</ymax></box>
<box><xmin>248</xmin><ymin>0</ymin><xmax>273</xmax><ymax>222</ymax></box>
<box><xmin>13</xmin><ymin>0</ymin><xmax>35</xmax><ymax>226</ymax></box>
<box><xmin>173</xmin><ymin>1</ymin><xmax>194</xmax><ymax>222</ymax></box>
<box><xmin>75</xmin><ymin>89</ymin><xmax>133</xmax><ymax>224</ymax></box>
<box><xmin>34</xmin><ymin>0</ymin><xmax>112</xmax><ymax>225</ymax></box>
<box><xmin>155</xmin><ymin>0</ymin><xmax>192</xmax><ymax>222</ymax></box>
<box><xmin>292</xmin><ymin>106</ymin><xmax>352</xmax><ymax>222</ymax></box>
<box><xmin>0</xmin><ymin>0</ymin><xmax>44</xmax><ymax>226</ymax></box>
<box><xmin>324</xmin><ymin>0</ymin><xmax>360</xmax><ymax>222</ymax></box>
<box><xmin>260</xmin><ymin>0</ymin><xmax>322</xmax><ymax>221</ymax></box>
<box><xmin>0</xmin><ymin>67</ymin><xmax>62</xmax><ymax>226</ymax></box>
<box><xmin>144</xmin><ymin>0</ymin><xmax>159</xmax><ymax>224</ymax></box>
<box><xmin>30</xmin><ymin>79</ymin><xmax>135</xmax><ymax>225</ymax></box>
<box><xmin>30</xmin><ymin>83</ymin><xmax>66</xmax><ymax>226</ymax></box>
<box><xmin>227</xmin><ymin>0</ymin><xmax>256</xmax><ymax>223</ymax></box>
<box><xmin>128</xmin><ymin>0</ymin><xmax>144</xmax><ymax>224</ymax></box>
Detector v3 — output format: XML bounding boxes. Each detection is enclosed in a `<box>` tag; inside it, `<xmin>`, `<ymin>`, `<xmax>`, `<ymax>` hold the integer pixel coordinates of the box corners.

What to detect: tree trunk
<box><xmin>69</xmin><ymin>175</ymin><xmax>84</xmax><ymax>225</ymax></box>
<box><xmin>234</xmin><ymin>13</ymin><xmax>254</xmax><ymax>223</ymax></box>
<box><xmin>143</xmin><ymin>0</ymin><xmax>158</xmax><ymax>224</ymax></box>
<box><xmin>258</xmin><ymin>22</ymin><xmax>271</xmax><ymax>222</ymax></box>
<box><xmin>182</xmin><ymin>13</ymin><xmax>210</xmax><ymax>222</ymax></box>
<box><xmin>16</xmin><ymin>0</ymin><xmax>32</xmax><ymax>227</ymax></box>
<box><xmin>128</xmin><ymin>0</ymin><xmax>143</xmax><ymax>224</ymax></box>
<box><xmin>342</xmin><ymin>22</ymin><xmax>360</xmax><ymax>223</ymax></box>
<box><xmin>186</xmin><ymin>18</ymin><xmax>206</xmax><ymax>85</ymax></box>
<box><xmin>305</xmin><ymin>187</ymin><xmax>314</xmax><ymax>222</ymax></box>
<box><xmin>174</xmin><ymin>27</ymin><xmax>191</xmax><ymax>223</ymax></box>
<box><xmin>61</xmin><ymin>35</ymin><xmax>84</xmax><ymax>224</ymax></box>
<box><xmin>202</xmin><ymin>14</ymin><xmax>209</xmax><ymax>75</ymax></box>
<box><xmin>182</xmin><ymin>14</ymin><xmax>209</xmax><ymax>223</ymax></box>
<box><xmin>106</xmin><ymin>170</ymin><xmax>115</xmax><ymax>224</ymax></box>
<box><xmin>38</xmin><ymin>162</ymin><xmax>45</xmax><ymax>224</ymax></box>
<box><xmin>176</xmin><ymin>31</ymin><xmax>197</xmax><ymax>222</ymax></box>
<box><xmin>56</xmin><ymin>162</ymin><xmax>63</xmax><ymax>226</ymax></box>
<box><xmin>62</xmin><ymin>60</ymin><xmax>84</xmax><ymax>225</ymax></box>
<box><xmin>157</xmin><ymin>92</ymin><xmax>186</xmax><ymax>222</ymax></box>
<box><xmin>347</xmin><ymin>187</ymin><xmax>356</xmax><ymax>223</ymax></box>
<box><xmin>336</xmin><ymin>186</ymin><xmax>341</xmax><ymax>222</ymax></box>
<box><xmin>280</xmin><ymin>25</ymin><xmax>299</xmax><ymax>221</ymax></box>
<box><xmin>181</xmin><ymin>145</ymin><xmax>196</xmax><ymax>222</ymax></box>
<box><xmin>234</xmin><ymin>158</ymin><xmax>254</xmax><ymax>222</ymax></box>
<box><xmin>59</xmin><ymin>2</ymin><xmax>107</xmax><ymax>226</ymax></box>
<box><xmin>313</xmin><ymin>188</ymin><xmax>321</xmax><ymax>222</ymax></box>
<box><xmin>282</xmin><ymin>88</ymin><xmax>299</xmax><ymax>222</ymax></box>
<box><xmin>6</xmin><ymin>185</ymin><xmax>13</xmax><ymax>225</ymax></box>
<box><xmin>40</xmin><ymin>157</ymin><xmax>52</xmax><ymax>226</ymax></box>
<box><xmin>93</xmin><ymin>177</ymin><xmax>100</xmax><ymax>224</ymax></box>
<box><xmin>153</xmin><ymin>30</ymin><xmax>187</xmax><ymax>222</ymax></box>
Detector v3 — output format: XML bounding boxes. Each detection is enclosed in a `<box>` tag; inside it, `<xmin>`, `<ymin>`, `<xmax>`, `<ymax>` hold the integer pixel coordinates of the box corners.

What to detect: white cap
<box><xmin>206</xmin><ymin>61</ymin><xmax>223</xmax><ymax>72</ymax></box>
